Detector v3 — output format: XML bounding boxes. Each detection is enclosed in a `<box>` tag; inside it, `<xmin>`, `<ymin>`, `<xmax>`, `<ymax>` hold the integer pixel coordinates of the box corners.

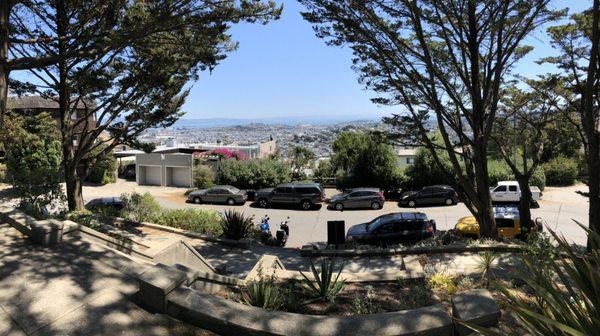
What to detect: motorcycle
<box><xmin>275</xmin><ymin>217</ymin><xmax>290</xmax><ymax>247</ymax></box>
<box><xmin>258</xmin><ymin>215</ymin><xmax>271</xmax><ymax>234</ymax></box>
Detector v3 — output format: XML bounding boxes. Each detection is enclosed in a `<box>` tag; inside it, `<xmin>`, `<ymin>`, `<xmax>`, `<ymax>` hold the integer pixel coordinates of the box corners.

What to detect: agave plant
<box><xmin>219</xmin><ymin>210</ymin><xmax>254</xmax><ymax>240</ymax></box>
<box><xmin>241</xmin><ymin>274</ymin><xmax>284</xmax><ymax>310</ymax></box>
<box><xmin>300</xmin><ymin>258</ymin><xmax>346</xmax><ymax>303</ymax></box>
<box><xmin>462</xmin><ymin>222</ymin><xmax>600</xmax><ymax>336</ymax></box>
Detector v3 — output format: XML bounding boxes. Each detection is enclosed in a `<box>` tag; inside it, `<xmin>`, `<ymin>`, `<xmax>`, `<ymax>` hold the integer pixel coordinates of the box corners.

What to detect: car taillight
<box><xmin>425</xmin><ymin>224</ymin><xmax>434</xmax><ymax>234</ymax></box>
<box><xmin>378</xmin><ymin>191</ymin><xmax>384</xmax><ymax>199</ymax></box>
<box><xmin>321</xmin><ymin>193</ymin><xmax>326</xmax><ymax>201</ymax></box>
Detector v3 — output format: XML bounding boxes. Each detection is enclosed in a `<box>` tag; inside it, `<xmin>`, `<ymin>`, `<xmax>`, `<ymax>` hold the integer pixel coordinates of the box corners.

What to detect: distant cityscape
<box><xmin>138</xmin><ymin>119</ymin><xmax>396</xmax><ymax>159</ymax></box>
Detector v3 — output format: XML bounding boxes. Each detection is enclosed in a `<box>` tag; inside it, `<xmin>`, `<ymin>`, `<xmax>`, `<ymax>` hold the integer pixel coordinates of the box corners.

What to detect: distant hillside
<box><xmin>172</xmin><ymin>116</ymin><xmax>382</xmax><ymax>129</ymax></box>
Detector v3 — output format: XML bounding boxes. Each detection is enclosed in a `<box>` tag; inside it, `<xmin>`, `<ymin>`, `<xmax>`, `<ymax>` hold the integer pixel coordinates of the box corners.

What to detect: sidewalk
<box><xmin>0</xmin><ymin>223</ymin><xmax>211</xmax><ymax>336</ymax></box>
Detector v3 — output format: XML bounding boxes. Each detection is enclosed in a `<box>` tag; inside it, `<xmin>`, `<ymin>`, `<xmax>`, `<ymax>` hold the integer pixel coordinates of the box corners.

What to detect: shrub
<box><xmin>352</xmin><ymin>285</ymin><xmax>380</xmax><ymax>314</ymax></box>
<box><xmin>409</xmin><ymin>285</ymin><xmax>434</xmax><ymax>308</ymax></box>
<box><xmin>193</xmin><ymin>165</ymin><xmax>215</xmax><ymax>189</ymax></box>
<box><xmin>488</xmin><ymin>159</ymin><xmax>546</xmax><ymax>191</ymax></box>
<box><xmin>300</xmin><ymin>258</ymin><xmax>346</xmax><ymax>303</ymax></box>
<box><xmin>218</xmin><ymin>158</ymin><xmax>291</xmax><ymax>190</ymax></box>
<box><xmin>427</xmin><ymin>271</ymin><xmax>457</xmax><ymax>295</ymax></box>
<box><xmin>150</xmin><ymin>209</ymin><xmax>221</xmax><ymax>235</ymax></box>
<box><xmin>524</xmin><ymin>232</ymin><xmax>557</xmax><ymax>280</ymax></box>
<box><xmin>474</xmin><ymin>251</ymin><xmax>497</xmax><ymax>280</ymax></box>
<box><xmin>121</xmin><ymin>192</ymin><xmax>160</xmax><ymax>222</ymax></box>
<box><xmin>241</xmin><ymin>272</ymin><xmax>284</xmax><ymax>310</ymax></box>
<box><xmin>219</xmin><ymin>210</ymin><xmax>254</xmax><ymax>240</ymax></box>
<box><xmin>89</xmin><ymin>152</ymin><xmax>117</xmax><ymax>185</ymax></box>
<box><xmin>404</xmin><ymin>148</ymin><xmax>453</xmax><ymax>190</ymax></box>
<box><xmin>543</xmin><ymin>156</ymin><xmax>578</xmax><ymax>186</ymax></box>
<box><xmin>0</xmin><ymin>163</ymin><xmax>6</xmax><ymax>183</ymax></box>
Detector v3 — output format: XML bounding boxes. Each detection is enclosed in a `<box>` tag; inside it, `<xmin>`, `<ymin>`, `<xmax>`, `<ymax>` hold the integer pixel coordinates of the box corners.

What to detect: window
<box><xmin>406</xmin><ymin>157</ymin><xmax>414</xmax><ymax>164</ymax></box>
<box><xmin>495</xmin><ymin>186</ymin><xmax>507</xmax><ymax>192</ymax></box>
<box><xmin>377</xmin><ymin>222</ymin><xmax>395</xmax><ymax>234</ymax></box>
<box><xmin>275</xmin><ymin>187</ymin><xmax>293</xmax><ymax>193</ymax></box>
<box><xmin>509</xmin><ymin>185</ymin><xmax>517</xmax><ymax>192</ymax></box>
<box><xmin>295</xmin><ymin>187</ymin><xmax>319</xmax><ymax>194</ymax></box>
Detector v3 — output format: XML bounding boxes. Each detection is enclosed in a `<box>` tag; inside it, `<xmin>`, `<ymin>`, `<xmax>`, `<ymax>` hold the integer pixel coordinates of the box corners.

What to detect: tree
<box><xmin>11</xmin><ymin>0</ymin><xmax>280</xmax><ymax>210</ymax></box>
<box><xmin>1</xmin><ymin>111</ymin><xmax>63</xmax><ymax>207</ymax></box>
<box><xmin>301</xmin><ymin>0</ymin><xmax>560</xmax><ymax>237</ymax></box>
<box><xmin>291</xmin><ymin>146</ymin><xmax>315</xmax><ymax>179</ymax></box>
<box><xmin>492</xmin><ymin>86</ymin><xmax>555</xmax><ymax>229</ymax></box>
<box><xmin>535</xmin><ymin>3</ymin><xmax>600</xmax><ymax>245</ymax></box>
<box><xmin>404</xmin><ymin>148</ymin><xmax>453</xmax><ymax>190</ymax></box>
<box><xmin>331</xmin><ymin>131</ymin><xmax>399</xmax><ymax>190</ymax></box>
<box><xmin>217</xmin><ymin>158</ymin><xmax>291</xmax><ymax>190</ymax></box>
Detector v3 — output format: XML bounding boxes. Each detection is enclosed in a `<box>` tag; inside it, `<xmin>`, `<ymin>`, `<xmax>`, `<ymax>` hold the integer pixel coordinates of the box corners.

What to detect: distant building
<box><xmin>189</xmin><ymin>139</ymin><xmax>277</xmax><ymax>159</ymax></box>
<box><xmin>7</xmin><ymin>95</ymin><xmax>95</xmax><ymax>147</ymax></box>
<box><xmin>396</xmin><ymin>146</ymin><xmax>417</xmax><ymax>169</ymax></box>
<box><xmin>136</xmin><ymin>153</ymin><xmax>194</xmax><ymax>188</ymax></box>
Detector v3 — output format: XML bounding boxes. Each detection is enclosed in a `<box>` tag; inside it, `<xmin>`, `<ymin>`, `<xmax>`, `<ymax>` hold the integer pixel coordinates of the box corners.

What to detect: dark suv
<box><xmin>346</xmin><ymin>212</ymin><xmax>436</xmax><ymax>245</ymax></box>
<box><xmin>255</xmin><ymin>183</ymin><xmax>325</xmax><ymax>210</ymax></box>
<box><xmin>399</xmin><ymin>185</ymin><xmax>459</xmax><ymax>207</ymax></box>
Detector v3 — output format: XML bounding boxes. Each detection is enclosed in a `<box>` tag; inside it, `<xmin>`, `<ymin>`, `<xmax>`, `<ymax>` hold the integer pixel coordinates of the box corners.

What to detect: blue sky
<box><xmin>182</xmin><ymin>0</ymin><xmax>590</xmax><ymax>121</ymax></box>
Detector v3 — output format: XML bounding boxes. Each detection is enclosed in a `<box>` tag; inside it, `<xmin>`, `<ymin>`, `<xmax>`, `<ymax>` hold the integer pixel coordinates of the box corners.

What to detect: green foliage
<box><xmin>409</xmin><ymin>285</ymin><xmax>435</xmax><ymax>308</ymax></box>
<box><xmin>217</xmin><ymin>158</ymin><xmax>291</xmax><ymax>189</ymax></box>
<box><xmin>241</xmin><ymin>273</ymin><xmax>284</xmax><ymax>310</ymax></box>
<box><xmin>524</xmin><ymin>233</ymin><xmax>557</xmax><ymax>280</ymax></box>
<box><xmin>300</xmin><ymin>258</ymin><xmax>346</xmax><ymax>303</ymax></box>
<box><xmin>219</xmin><ymin>210</ymin><xmax>254</xmax><ymax>240</ymax></box>
<box><xmin>475</xmin><ymin>251</ymin><xmax>498</xmax><ymax>279</ymax></box>
<box><xmin>1</xmin><ymin>112</ymin><xmax>64</xmax><ymax>207</ymax></box>
<box><xmin>193</xmin><ymin>165</ymin><xmax>215</xmax><ymax>189</ymax></box>
<box><xmin>291</xmin><ymin>146</ymin><xmax>316</xmax><ymax>178</ymax></box>
<box><xmin>427</xmin><ymin>271</ymin><xmax>457</xmax><ymax>295</ymax></box>
<box><xmin>0</xmin><ymin>163</ymin><xmax>6</xmax><ymax>183</ymax></box>
<box><xmin>543</xmin><ymin>157</ymin><xmax>578</xmax><ymax>186</ymax></box>
<box><xmin>121</xmin><ymin>192</ymin><xmax>161</xmax><ymax>222</ymax></box>
<box><xmin>88</xmin><ymin>151</ymin><xmax>117</xmax><ymax>185</ymax></box>
<box><xmin>541</xmin><ymin>118</ymin><xmax>583</xmax><ymax>163</ymax></box>
<box><xmin>404</xmin><ymin>148</ymin><xmax>453</xmax><ymax>190</ymax></box>
<box><xmin>150</xmin><ymin>209</ymin><xmax>221</xmax><ymax>236</ymax></box>
<box><xmin>467</xmin><ymin>225</ymin><xmax>600</xmax><ymax>336</ymax></box>
<box><xmin>488</xmin><ymin>160</ymin><xmax>546</xmax><ymax>191</ymax></box>
<box><xmin>313</xmin><ymin>159</ymin><xmax>333</xmax><ymax>178</ymax></box>
<box><xmin>331</xmin><ymin>131</ymin><xmax>400</xmax><ymax>190</ymax></box>
<box><xmin>351</xmin><ymin>285</ymin><xmax>380</xmax><ymax>314</ymax></box>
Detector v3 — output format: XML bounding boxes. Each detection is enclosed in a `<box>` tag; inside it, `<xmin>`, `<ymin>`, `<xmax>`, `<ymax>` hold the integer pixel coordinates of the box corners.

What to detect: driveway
<box><xmin>80</xmin><ymin>180</ymin><xmax>591</xmax><ymax>247</ymax></box>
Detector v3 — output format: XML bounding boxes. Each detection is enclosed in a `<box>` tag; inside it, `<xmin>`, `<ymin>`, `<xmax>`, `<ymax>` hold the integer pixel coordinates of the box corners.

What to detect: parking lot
<box><xmin>79</xmin><ymin>179</ymin><xmax>591</xmax><ymax>248</ymax></box>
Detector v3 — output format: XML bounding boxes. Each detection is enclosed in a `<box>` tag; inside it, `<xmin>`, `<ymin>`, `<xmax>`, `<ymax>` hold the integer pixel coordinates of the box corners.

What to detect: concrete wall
<box><xmin>136</xmin><ymin>154</ymin><xmax>193</xmax><ymax>187</ymax></box>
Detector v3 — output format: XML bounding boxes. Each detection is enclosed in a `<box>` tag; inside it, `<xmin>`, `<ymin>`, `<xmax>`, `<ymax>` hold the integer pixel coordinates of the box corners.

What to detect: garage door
<box><xmin>170</xmin><ymin>167</ymin><xmax>191</xmax><ymax>187</ymax></box>
<box><xmin>143</xmin><ymin>166</ymin><xmax>162</xmax><ymax>186</ymax></box>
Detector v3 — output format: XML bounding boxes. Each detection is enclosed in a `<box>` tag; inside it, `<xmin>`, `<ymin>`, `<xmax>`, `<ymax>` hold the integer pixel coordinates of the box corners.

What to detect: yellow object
<box><xmin>454</xmin><ymin>211</ymin><xmax>522</xmax><ymax>239</ymax></box>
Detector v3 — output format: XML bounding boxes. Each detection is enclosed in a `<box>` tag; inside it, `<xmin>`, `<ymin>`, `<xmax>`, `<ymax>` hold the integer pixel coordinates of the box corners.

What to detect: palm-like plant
<box><xmin>219</xmin><ymin>210</ymin><xmax>254</xmax><ymax>240</ymax></box>
<box><xmin>300</xmin><ymin>258</ymin><xmax>346</xmax><ymax>303</ymax></box>
<box><xmin>241</xmin><ymin>275</ymin><xmax>284</xmax><ymax>310</ymax></box>
<box><xmin>462</xmin><ymin>223</ymin><xmax>600</xmax><ymax>336</ymax></box>
<box><xmin>475</xmin><ymin>251</ymin><xmax>498</xmax><ymax>280</ymax></box>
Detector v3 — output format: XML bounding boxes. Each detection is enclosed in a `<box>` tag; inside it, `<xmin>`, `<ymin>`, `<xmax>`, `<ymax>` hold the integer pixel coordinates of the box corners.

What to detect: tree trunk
<box><xmin>516</xmin><ymin>175</ymin><xmax>533</xmax><ymax>237</ymax></box>
<box><xmin>587</xmin><ymin>144</ymin><xmax>600</xmax><ymax>250</ymax></box>
<box><xmin>65</xmin><ymin>164</ymin><xmax>84</xmax><ymax>211</ymax></box>
<box><xmin>0</xmin><ymin>0</ymin><xmax>10</xmax><ymax>127</ymax></box>
<box><xmin>473</xmin><ymin>142</ymin><xmax>497</xmax><ymax>238</ymax></box>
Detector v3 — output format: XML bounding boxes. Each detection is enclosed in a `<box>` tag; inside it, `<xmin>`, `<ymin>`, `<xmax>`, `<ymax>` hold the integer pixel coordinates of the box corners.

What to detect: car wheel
<box><xmin>301</xmin><ymin>200</ymin><xmax>312</xmax><ymax>210</ymax></box>
<box><xmin>335</xmin><ymin>203</ymin><xmax>344</xmax><ymax>211</ymax></box>
<box><xmin>445</xmin><ymin>198</ymin><xmax>453</xmax><ymax>206</ymax></box>
<box><xmin>193</xmin><ymin>197</ymin><xmax>202</xmax><ymax>204</ymax></box>
<box><xmin>408</xmin><ymin>200</ymin><xmax>416</xmax><ymax>207</ymax></box>
<box><xmin>258</xmin><ymin>198</ymin><xmax>268</xmax><ymax>208</ymax></box>
<box><xmin>227</xmin><ymin>198</ymin><xmax>236</xmax><ymax>206</ymax></box>
<box><xmin>371</xmin><ymin>202</ymin><xmax>381</xmax><ymax>210</ymax></box>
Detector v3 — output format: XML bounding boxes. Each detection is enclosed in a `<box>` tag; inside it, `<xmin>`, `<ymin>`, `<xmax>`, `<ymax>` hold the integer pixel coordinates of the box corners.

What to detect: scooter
<box><xmin>258</xmin><ymin>215</ymin><xmax>271</xmax><ymax>234</ymax></box>
<box><xmin>275</xmin><ymin>217</ymin><xmax>290</xmax><ymax>247</ymax></box>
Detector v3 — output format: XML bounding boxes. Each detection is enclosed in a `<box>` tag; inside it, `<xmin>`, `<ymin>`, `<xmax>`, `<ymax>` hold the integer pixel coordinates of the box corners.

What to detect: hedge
<box><xmin>543</xmin><ymin>157</ymin><xmax>578</xmax><ymax>186</ymax></box>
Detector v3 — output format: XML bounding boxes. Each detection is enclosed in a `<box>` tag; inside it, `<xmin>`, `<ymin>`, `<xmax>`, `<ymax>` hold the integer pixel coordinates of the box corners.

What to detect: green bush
<box><xmin>193</xmin><ymin>165</ymin><xmax>215</xmax><ymax>189</ymax></box>
<box><xmin>404</xmin><ymin>148</ymin><xmax>453</xmax><ymax>190</ymax></box>
<box><xmin>219</xmin><ymin>210</ymin><xmax>254</xmax><ymax>240</ymax></box>
<box><xmin>241</xmin><ymin>273</ymin><xmax>284</xmax><ymax>310</ymax></box>
<box><xmin>218</xmin><ymin>158</ymin><xmax>291</xmax><ymax>190</ymax></box>
<box><xmin>89</xmin><ymin>152</ymin><xmax>117</xmax><ymax>185</ymax></box>
<box><xmin>150</xmin><ymin>209</ymin><xmax>221</xmax><ymax>235</ymax></box>
<box><xmin>300</xmin><ymin>258</ymin><xmax>346</xmax><ymax>303</ymax></box>
<box><xmin>543</xmin><ymin>156</ymin><xmax>578</xmax><ymax>186</ymax></box>
<box><xmin>0</xmin><ymin>163</ymin><xmax>6</xmax><ymax>183</ymax></box>
<box><xmin>121</xmin><ymin>192</ymin><xmax>161</xmax><ymax>222</ymax></box>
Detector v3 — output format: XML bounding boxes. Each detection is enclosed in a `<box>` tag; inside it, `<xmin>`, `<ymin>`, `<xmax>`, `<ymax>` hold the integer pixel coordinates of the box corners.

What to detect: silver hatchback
<box><xmin>328</xmin><ymin>188</ymin><xmax>385</xmax><ymax>210</ymax></box>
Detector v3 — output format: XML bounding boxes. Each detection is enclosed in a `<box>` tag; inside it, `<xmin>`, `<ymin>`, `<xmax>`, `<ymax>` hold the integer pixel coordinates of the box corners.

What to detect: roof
<box><xmin>396</xmin><ymin>148</ymin><xmax>417</xmax><ymax>156</ymax></box>
<box><xmin>7</xmin><ymin>96</ymin><xmax>95</xmax><ymax>110</ymax></box>
<box><xmin>379</xmin><ymin>212</ymin><xmax>428</xmax><ymax>221</ymax></box>
<box><xmin>350</xmin><ymin>188</ymin><xmax>381</xmax><ymax>192</ymax></box>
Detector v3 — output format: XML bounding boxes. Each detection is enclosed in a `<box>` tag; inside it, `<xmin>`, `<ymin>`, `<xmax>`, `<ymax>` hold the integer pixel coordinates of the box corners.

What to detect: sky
<box><xmin>181</xmin><ymin>0</ymin><xmax>590</xmax><ymax>121</ymax></box>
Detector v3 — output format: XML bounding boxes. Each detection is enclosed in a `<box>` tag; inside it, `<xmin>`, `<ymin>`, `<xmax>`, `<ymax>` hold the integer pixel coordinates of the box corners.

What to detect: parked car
<box><xmin>85</xmin><ymin>197</ymin><xmax>124</xmax><ymax>211</ymax></box>
<box><xmin>328</xmin><ymin>188</ymin><xmax>385</xmax><ymax>210</ymax></box>
<box><xmin>454</xmin><ymin>206</ymin><xmax>543</xmax><ymax>239</ymax></box>
<box><xmin>399</xmin><ymin>185</ymin><xmax>459</xmax><ymax>207</ymax></box>
<box><xmin>346</xmin><ymin>212</ymin><xmax>436</xmax><ymax>245</ymax></box>
<box><xmin>490</xmin><ymin>181</ymin><xmax>542</xmax><ymax>203</ymax></box>
<box><xmin>255</xmin><ymin>183</ymin><xmax>325</xmax><ymax>210</ymax></box>
<box><xmin>187</xmin><ymin>185</ymin><xmax>248</xmax><ymax>205</ymax></box>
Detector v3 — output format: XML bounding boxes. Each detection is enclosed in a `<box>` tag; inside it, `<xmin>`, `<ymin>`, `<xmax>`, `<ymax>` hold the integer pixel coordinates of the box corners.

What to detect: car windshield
<box><xmin>366</xmin><ymin>218</ymin><xmax>382</xmax><ymax>231</ymax></box>
<box><xmin>228</xmin><ymin>187</ymin><xmax>240</xmax><ymax>193</ymax></box>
